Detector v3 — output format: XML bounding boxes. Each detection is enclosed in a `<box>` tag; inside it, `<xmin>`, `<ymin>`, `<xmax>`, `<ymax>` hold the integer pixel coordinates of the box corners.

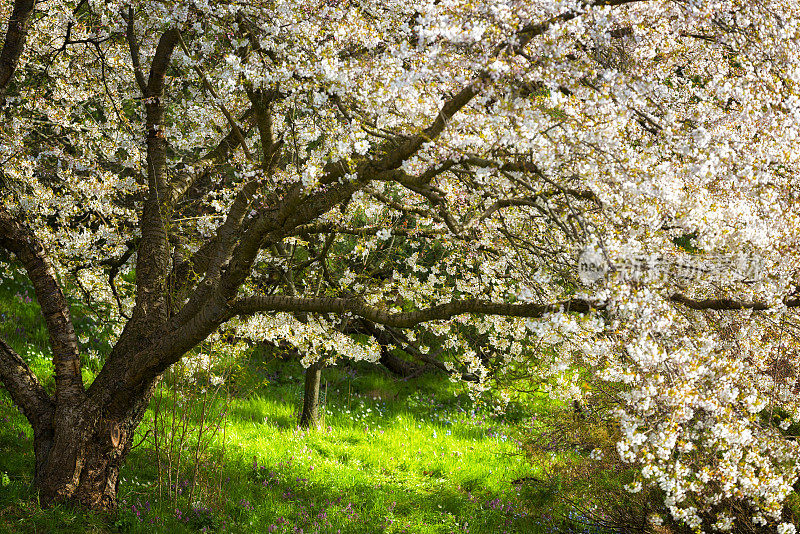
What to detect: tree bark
<box><xmin>0</xmin><ymin>207</ymin><xmax>84</xmax><ymax>405</ymax></box>
<box><xmin>0</xmin><ymin>0</ymin><xmax>35</xmax><ymax>105</ymax></box>
<box><xmin>299</xmin><ymin>361</ymin><xmax>323</xmax><ymax>428</ymax></box>
<box><xmin>32</xmin><ymin>379</ymin><xmax>156</xmax><ymax>510</ymax></box>
<box><xmin>35</xmin><ymin>412</ymin><xmax>127</xmax><ymax>510</ymax></box>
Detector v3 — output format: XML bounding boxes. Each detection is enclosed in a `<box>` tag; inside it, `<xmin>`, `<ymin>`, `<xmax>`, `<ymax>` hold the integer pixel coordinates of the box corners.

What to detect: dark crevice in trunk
<box><xmin>32</xmin><ymin>374</ymin><xmax>159</xmax><ymax>510</ymax></box>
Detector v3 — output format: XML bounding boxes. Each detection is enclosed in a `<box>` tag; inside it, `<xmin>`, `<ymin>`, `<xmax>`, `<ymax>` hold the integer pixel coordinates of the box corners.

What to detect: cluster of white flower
<box><xmin>232</xmin><ymin>313</ymin><xmax>381</xmax><ymax>367</ymax></box>
<box><xmin>2</xmin><ymin>0</ymin><xmax>800</xmax><ymax>527</ymax></box>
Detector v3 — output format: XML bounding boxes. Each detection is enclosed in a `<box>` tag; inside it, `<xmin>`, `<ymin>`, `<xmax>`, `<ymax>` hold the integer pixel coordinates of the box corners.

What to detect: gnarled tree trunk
<box><xmin>35</xmin><ymin>407</ymin><xmax>128</xmax><ymax>510</ymax></box>
<box><xmin>30</xmin><ymin>378</ymin><xmax>156</xmax><ymax>510</ymax></box>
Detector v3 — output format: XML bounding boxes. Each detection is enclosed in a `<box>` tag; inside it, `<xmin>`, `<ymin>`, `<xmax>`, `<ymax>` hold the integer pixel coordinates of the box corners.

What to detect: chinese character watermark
<box><xmin>578</xmin><ymin>246</ymin><xmax>762</xmax><ymax>285</ymax></box>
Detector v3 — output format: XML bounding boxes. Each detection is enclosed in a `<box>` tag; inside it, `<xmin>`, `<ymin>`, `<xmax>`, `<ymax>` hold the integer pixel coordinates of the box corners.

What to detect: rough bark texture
<box><xmin>0</xmin><ymin>208</ymin><xmax>84</xmax><ymax>404</ymax></box>
<box><xmin>36</xmin><ymin>410</ymin><xmax>125</xmax><ymax>510</ymax></box>
<box><xmin>32</xmin><ymin>378</ymin><xmax>157</xmax><ymax>510</ymax></box>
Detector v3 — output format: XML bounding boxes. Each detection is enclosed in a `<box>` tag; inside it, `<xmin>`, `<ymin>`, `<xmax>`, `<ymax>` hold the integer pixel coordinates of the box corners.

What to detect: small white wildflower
<box><xmin>713</xmin><ymin>513</ymin><xmax>734</xmax><ymax>532</ymax></box>
<box><xmin>624</xmin><ymin>481</ymin><xmax>642</xmax><ymax>493</ymax></box>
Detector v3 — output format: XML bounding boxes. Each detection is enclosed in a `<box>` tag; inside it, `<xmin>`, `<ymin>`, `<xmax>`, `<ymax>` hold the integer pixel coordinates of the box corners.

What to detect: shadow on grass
<box><xmin>239</xmin><ymin>452</ymin><xmax>544</xmax><ymax>534</ymax></box>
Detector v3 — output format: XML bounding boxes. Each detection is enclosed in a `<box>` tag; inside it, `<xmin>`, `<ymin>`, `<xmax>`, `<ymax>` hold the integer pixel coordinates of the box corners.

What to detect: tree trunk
<box><xmin>299</xmin><ymin>361</ymin><xmax>322</xmax><ymax>428</ymax></box>
<box><xmin>31</xmin><ymin>382</ymin><xmax>155</xmax><ymax>511</ymax></box>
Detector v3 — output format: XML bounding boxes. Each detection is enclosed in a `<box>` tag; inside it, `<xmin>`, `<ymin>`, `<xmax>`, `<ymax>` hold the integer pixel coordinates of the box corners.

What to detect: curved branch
<box><xmin>231</xmin><ymin>295</ymin><xmax>598</xmax><ymax>328</ymax></box>
<box><xmin>0</xmin><ymin>207</ymin><xmax>84</xmax><ymax>405</ymax></box>
<box><xmin>0</xmin><ymin>336</ymin><xmax>54</xmax><ymax>429</ymax></box>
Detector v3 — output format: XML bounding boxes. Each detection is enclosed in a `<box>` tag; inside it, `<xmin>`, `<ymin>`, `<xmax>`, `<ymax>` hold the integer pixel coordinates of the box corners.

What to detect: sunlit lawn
<box><xmin>0</xmin><ymin>273</ymin><xmax>573</xmax><ymax>533</ymax></box>
<box><xmin>0</xmin><ymin>355</ymin><xmax>554</xmax><ymax>533</ymax></box>
<box><xmin>0</xmin><ymin>267</ymin><xmax>612</xmax><ymax>533</ymax></box>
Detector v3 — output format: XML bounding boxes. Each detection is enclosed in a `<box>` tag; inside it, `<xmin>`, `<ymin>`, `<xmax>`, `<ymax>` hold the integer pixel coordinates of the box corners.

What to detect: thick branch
<box><xmin>130</xmin><ymin>28</ymin><xmax>181</xmax><ymax>329</ymax></box>
<box><xmin>146</xmin><ymin>28</ymin><xmax>180</xmax><ymax>99</ymax></box>
<box><xmin>215</xmin><ymin>178</ymin><xmax>362</xmax><ymax>303</ymax></box>
<box><xmin>372</xmin><ymin>84</ymin><xmax>480</xmax><ymax>173</ymax></box>
<box><xmin>232</xmin><ymin>295</ymin><xmax>597</xmax><ymax>328</ymax></box>
<box><xmin>170</xmin><ymin>178</ymin><xmax>263</xmax><ymax>327</ymax></box>
<box><xmin>247</xmin><ymin>88</ymin><xmax>283</xmax><ymax>172</ymax></box>
<box><xmin>0</xmin><ymin>207</ymin><xmax>84</xmax><ymax>405</ymax></box>
<box><xmin>144</xmin><ymin>27</ymin><xmax>180</xmax><ymax>197</ymax></box>
<box><xmin>0</xmin><ymin>336</ymin><xmax>54</xmax><ymax>429</ymax></box>
<box><xmin>0</xmin><ymin>0</ymin><xmax>35</xmax><ymax>105</ymax></box>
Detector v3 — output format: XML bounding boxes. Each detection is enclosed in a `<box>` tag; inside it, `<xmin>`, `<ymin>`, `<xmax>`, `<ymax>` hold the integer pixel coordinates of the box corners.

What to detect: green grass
<box><xmin>128</xmin><ymin>353</ymin><xmax>551</xmax><ymax>533</ymax></box>
<box><xmin>0</xmin><ymin>352</ymin><xmax>555</xmax><ymax>533</ymax></box>
<box><xmin>0</xmin><ymin>265</ymin><xmax>597</xmax><ymax>533</ymax></box>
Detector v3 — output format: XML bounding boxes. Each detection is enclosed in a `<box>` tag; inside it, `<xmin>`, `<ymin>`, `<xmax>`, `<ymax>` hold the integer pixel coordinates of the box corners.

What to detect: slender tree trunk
<box><xmin>299</xmin><ymin>361</ymin><xmax>323</xmax><ymax>428</ymax></box>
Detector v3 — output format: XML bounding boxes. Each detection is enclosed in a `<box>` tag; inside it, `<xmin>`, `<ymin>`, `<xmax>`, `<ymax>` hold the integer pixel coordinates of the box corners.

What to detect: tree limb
<box><xmin>231</xmin><ymin>295</ymin><xmax>598</xmax><ymax>328</ymax></box>
<box><xmin>0</xmin><ymin>336</ymin><xmax>54</xmax><ymax>430</ymax></box>
<box><xmin>130</xmin><ymin>27</ymin><xmax>181</xmax><ymax>330</ymax></box>
<box><xmin>0</xmin><ymin>207</ymin><xmax>84</xmax><ymax>405</ymax></box>
<box><xmin>0</xmin><ymin>0</ymin><xmax>35</xmax><ymax>106</ymax></box>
